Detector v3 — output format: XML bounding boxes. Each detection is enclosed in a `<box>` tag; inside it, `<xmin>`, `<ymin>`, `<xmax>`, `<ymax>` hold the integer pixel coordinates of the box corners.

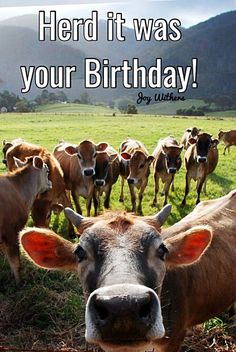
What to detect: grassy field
<box><xmin>0</xmin><ymin>112</ymin><xmax>235</xmax><ymax>351</ymax></box>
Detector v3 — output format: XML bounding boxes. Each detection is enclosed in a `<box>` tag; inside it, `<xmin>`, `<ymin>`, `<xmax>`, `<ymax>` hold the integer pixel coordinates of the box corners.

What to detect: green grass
<box><xmin>0</xmin><ymin>111</ymin><xmax>235</xmax><ymax>350</ymax></box>
<box><xmin>36</xmin><ymin>102</ymin><xmax>116</xmax><ymax>114</ymax></box>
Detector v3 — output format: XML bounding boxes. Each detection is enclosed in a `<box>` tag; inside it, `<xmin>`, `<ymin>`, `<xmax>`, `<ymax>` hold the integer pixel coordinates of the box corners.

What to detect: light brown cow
<box><xmin>152</xmin><ymin>137</ymin><xmax>183</xmax><ymax>207</ymax></box>
<box><xmin>180</xmin><ymin>127</ymin><xmax>200</xmax><ymax>150</ymax></box>
<box><xmin>2</xmin><ymin>138</ymin><xmax>24</xmax><ymax>164</ymax></box>
<box><xmin>5</xmin><ymin>141</ymin><xmax>74</xmax><ymax>237</ymax></box>
<box><xmin>0</xmin><ymin>156</ymin><xmax>51</xmax><ymax>284</ymax></box>
<box><xmin>182</xmin><ymin>133</ymin><xmax>219</xmax><ymax>205</ymax></box>
<box><xmin>93</xmin><ymin>146</ymin><xmax>120</xmax><ymax>216</ymax></box>
<box><xmin>119</xmin><ymin>138</ymin><xmax>154</xmax><ymax>214</ymax></box>
<box><xmin>218</xmin><ymin>129</ymin><xmax>236</xmax><ymax>155</ymax></box>
<box><xmin>53</xmin><ymin>140</ymin><xmax>108</xmax><ymax>216</ymax></box>
<box><xmin>20</xmin><ymin>189</ymin><xmax>236</xmax><ymax>352</ymax></box>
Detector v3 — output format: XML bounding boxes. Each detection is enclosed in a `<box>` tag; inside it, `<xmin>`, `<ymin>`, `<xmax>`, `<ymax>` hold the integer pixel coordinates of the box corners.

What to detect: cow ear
<box><xmin>20</xmin><ymin>228</ymin><xmax>76</xmax><ymax>270</ymax></box>
<box><xmin>186</xmin><ymin>128</ymin><xmax>192</xmax><ymax>132</ymax></box>
<box><xmin>147</xmin><ymin>155</ymin><xmax>154</xmax><ymax>165</ymax></box>
<box><xmin>121</xmin><ymin>152</ymin><xmax>131</xmax><ymax>161</ymax></box>
<box><xmin>109</xmin><ymin>153</ymin><xmax>118</xmax><ymax>163</ymax></box>
<box><xmin>96</xmin><ymin>142</ymin><xmax>108</xmax><ymax>152</ymax></box>
<box><xmin>65</xmin><ymin>146</ymin><xmax>77</xmax><ymax>155</ymax></box>
<box><xmin>211</xmin><ymin>139</ymin><xmax>219</xmax><ymax>148</ymax></box>
<box><xmin>188</xmin><ymin>137</ymin><xmax>196</xmax><ymax>145</ymax></box>
<box><xmin>33</xmin><ymin>156</ymin><xmax>44</xmax><ymax>169</ymax></box>
<box><xmin>164</xmin><ymin>227</ymin><xmax>212</xmax><ymax>268</ymax></box>
<box><xmin>13</xmin><ymin>156</ymin><xmax>26</xmax><ymax>168</ymax></box>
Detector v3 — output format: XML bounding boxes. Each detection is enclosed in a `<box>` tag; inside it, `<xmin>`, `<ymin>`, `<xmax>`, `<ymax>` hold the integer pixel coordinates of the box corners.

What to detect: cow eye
<box><xmin>77</xmin><ymin>153</ymin><xmax>82</xmax><ymax>160</ymax></box>
<box><xmin>157</xmin><ymin>243</ymin><xmax>168</xmax><ymax>261</ymax></box>
<box><xmin>93</xmin><ymin>152</ymin><xmax>97</xmax><ymax>158</ymax></box>
<box><xmin>74</xmin><ymin>245</ymin><xmax>87</xmax><ymax>262</ymax></box>
<box><xmin>139</xmin><ymin>163</ymin><xmax>145</xmax><ymax>169</ymax></box>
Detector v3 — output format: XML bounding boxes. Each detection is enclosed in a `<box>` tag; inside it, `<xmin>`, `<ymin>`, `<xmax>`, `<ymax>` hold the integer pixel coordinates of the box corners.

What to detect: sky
<box><xmin>0</xmin><ymin>0</ymin><xmax>235</xmax><ymax>28</ymax></box>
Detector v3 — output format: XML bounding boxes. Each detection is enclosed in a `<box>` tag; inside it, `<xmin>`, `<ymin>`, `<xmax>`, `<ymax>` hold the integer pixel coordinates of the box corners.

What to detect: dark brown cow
<box><xmin>180</xmin><ymin>127</ymin><xmax>200</xmax><ymax>150</ymax></box>
<box><xmin>152</xmin><ymin>137</ymin><xmax>183</xmax><ymax>207</ymax></box>
<box><xmin>218</xmin><ymin>129</ymin><xmax>236</xmax><ymax>155</ymax></box>
<box><xmin>53</xmin><ymin>140</ymin><xmax>108</xmax><ymax>216</ymax></box>
<box><xmin>5</xmin><ymin>141</ymin><xmax>74</xmax><ymax>237</ymax></box>
<box><xmin>93</xmin><ymin>146</ymin><xmax>120</xmax><ymax>216</ymax></box>
<box><xmin>182</xmin><ymin>133</ymin><xmax>219</xmax><ymax>205</ymax></box>
<box><xmin>0</xmin><ymin>156</ymin><xmax>51</xmax><ymax>284</ymax></box>
<box><xmin>20</xmin><ymin>188</ymin><xmax>236</xmax><ymax>352</ymax></box>
<box><xmin>119</xmin><ymin>138</ymin><xmax>154</xmax><ymax>214</ymax></box>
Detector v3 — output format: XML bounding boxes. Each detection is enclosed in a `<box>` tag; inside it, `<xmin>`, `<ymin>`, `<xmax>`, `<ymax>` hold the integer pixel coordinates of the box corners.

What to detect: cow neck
<box><xmin>9</xmin><ymin>166</ymin><xmax>41</xmax><ymax>211</ymax></box>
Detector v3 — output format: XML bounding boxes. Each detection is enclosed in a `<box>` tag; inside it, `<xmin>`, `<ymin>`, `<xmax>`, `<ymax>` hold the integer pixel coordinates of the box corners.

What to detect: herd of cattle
<box><xmin>0</xmin><ymin>127</ymin><xmax>236</xmax><ymax>352</ymax></box>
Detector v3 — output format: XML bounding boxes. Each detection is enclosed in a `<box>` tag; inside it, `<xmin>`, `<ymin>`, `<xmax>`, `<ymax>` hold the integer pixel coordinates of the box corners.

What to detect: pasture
<box><xmin>0</xmin><ymin>111</ymin><xmax>236</xmax><ymax>351</ymax></box>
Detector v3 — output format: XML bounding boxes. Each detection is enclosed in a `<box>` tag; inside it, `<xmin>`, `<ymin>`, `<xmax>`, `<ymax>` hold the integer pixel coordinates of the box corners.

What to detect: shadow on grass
<box><xmin>209</xmin><ymin>173</ymin><xmax>234</xmax><ymax>191</ymax></box>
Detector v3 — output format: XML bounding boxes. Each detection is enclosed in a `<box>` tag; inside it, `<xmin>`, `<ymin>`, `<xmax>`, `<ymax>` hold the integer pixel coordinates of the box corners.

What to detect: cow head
<box><xmin>218</xmin><ymin>130</ymin><xmax>225</xmax><ymax>141</ymax></box>
<box><xmin>2</xmin><ymin>140</ymin><xmax>13</xmax><ymax>166</ymax></box>
<box><xmin>20</xmin><ymin>206</ymin><xmax>212</xmax><ymax>352</ymax></box>
<box><xmin>94</xmin><ymin>151</ymin><xmax>118</xmax><ymax>187</ymax></box>
<box><xmin>14</xmin><ymin>156</ymin><xmax>52</xmax><ymax>194</ymax></box>
<box><xmin>121</xmin><ymin>151</ymin><xmax>154</xmax><ymax>185</ymax></box>
<box><xmin>162</xmin><ymin>144</ymin><xmax>183</xmax><ymax>174</ymax></box>
<box><xmin>65</xmin><ymin>140</ymin><xmax>108</xmax><ymax>177</ymax></box>
<box><xmin>189</xmin><ymin>133</ymin><xmax>213</xmax><ymax>163</ymax></box>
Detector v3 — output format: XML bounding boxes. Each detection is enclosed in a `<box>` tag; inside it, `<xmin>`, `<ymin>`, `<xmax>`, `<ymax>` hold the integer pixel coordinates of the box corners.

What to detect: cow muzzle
<box><xmin>197</xmin><ymin>156</ymin><xmax>207</xmax><ymax>163</ymax></box>
<box><xmin>85</xmin><ymin>284</ymin><xmax>165</xmax><ymax>349</ymax></box>
<box><xmin>84</xmin><ymin>168</ymin><xmax>95</xmax><ymax>177</ymax></box>
<box><xmin>95</xmin><ymin>179</ymin><xmax>106</xmax><ymax>187</ymax></box>
<box><xmin>168</xmin><ymin>167</ymin><xmax>177</xmax><ymax>174</ymax></box>
<box><xmin>2</xmin><ymin>159</ymin><xmax>7</xmax><ymax>165</ymax></box>
<box><xmin>127</xmin><ymin>178</ymin><xmax>138</xmax><ymax>185</ymax></box>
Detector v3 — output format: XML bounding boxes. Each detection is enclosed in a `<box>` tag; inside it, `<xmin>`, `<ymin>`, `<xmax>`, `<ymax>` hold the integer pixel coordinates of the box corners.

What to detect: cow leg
<box><xmin>203</xmin><ymin>177</ymin><xmax>207</xmax><ymax>195</ymax></box>
<box><xmin>196</xmin><ymin>177</ymin><xmax>205</xmax><ymax>204</ymax></box>
<box><xmin>93</xmin><ymin>191</ymin><xmax>99</xmax><ymax>216</ymax></box>
<box><xmin>86</xmin><ymin>196</ymin><xmax>93</xmax><ymax>217</ymax></box>
<box><xmin>72</xmin><ymin>190</ymin><xmax>82</xmax><ymax>214</ymax></box>
<box><xmin>119</xmin><ymin>177</ymin><xmax>125</xmax><ymax>202</ymax></box>
<box><xmin>138</xmin><ymin>181</ymin><xmax>148</xmax><ymax>215</ymax></box>
<box><xmin>181</xmin><ymin>173</ymin><xmax>191</xmax><ymax>206</ymax></box>
<box><xmin>163</xmin><ymin>176</ymin><xmax>173</xmax><ymax>206</ymax></box>
<box><xmin>152</xmin><ymin>173</ymin><xmax>159</xmax><ymax>206</ymax></box>
<box><xmin>128</xmin><ymin>183</ymin><xmax>136</xmax><ymax>212</ymax></box>
<box><xmin>104</xmin><ymin>186</ymin><xmax>112</xmax><ymax>209</ymax></box>
<box><xmin>171</xmin><ymin>179</ymin><xmax>175</xmax><ymax>192</ymax></box>
<box><xmin>4</xmin><ymin>240</ymin><xmax>20</xmax><ymax>285</ymax></box>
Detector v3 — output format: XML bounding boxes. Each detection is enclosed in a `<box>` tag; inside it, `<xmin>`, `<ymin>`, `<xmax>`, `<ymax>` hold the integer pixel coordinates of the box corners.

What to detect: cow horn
<box><xmin>64</xmin><ymin>208</ymin><xmax>84</xmax><ymax>227</ymax></box>
<box><xmin>154</xmin><ymin>204</ymin><xmax>172</xmax><ymax>226</ymax></box>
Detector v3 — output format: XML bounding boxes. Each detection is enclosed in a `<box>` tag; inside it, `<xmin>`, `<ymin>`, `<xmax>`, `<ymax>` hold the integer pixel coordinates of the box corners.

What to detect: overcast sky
<box><xmin>0</xmin><ymin>0</ymin><xmax>235</xmax><ymax>28</ymax></box>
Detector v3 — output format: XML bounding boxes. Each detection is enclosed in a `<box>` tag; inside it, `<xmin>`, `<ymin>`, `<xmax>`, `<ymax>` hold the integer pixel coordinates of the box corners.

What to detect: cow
<box><xmin>181</xmin><ymin>132</ymin><xmax>219</xmax><ymax>206</ymax></box>
<box><xmin>53</xmin><ymin>140</ymin><xmax>108</xmax><ymax>216</ymax></box>
<box><xmin>0</xmin><ymin>155</ymin><xmax>51</xmax><ymax>284</ymax></box>
<box><xmin>180</xmin><ymin>127</ymin><xmax>200</xmax><ymax>150</ymax></box>
<box><xmin>119</xmin><ymin>138</ymin><xmax>154</xmax><ymax>214</ymax></box>
<box><xmin>20</xmin><ymin>189</ymin><xmax>236</xmax><ymax>352</ymax></box>
<box><xmin>93</xmin><ymin>146</ymin><xmax>120</xmax><ymax>216</ymax></box>
<box><xmin>4</xmin><ymin>141</ymin><xmax>74</xmax><ymax>237</ymax></box>
<box><xmin>218</xmin><ymin>129</ymin><xmax>236</xmax><ymax>155</ymax></box>
<box><xmin>152</xmin><ymin>137</ymin><xmax>183</xmax><ymax>207</ymax></box>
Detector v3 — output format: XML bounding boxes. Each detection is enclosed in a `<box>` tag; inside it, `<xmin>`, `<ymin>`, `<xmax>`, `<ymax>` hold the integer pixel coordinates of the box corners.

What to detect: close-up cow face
<box><xmin>20</xmin><ymin>206</ymin><xmax>212</xmax><ymax>352</ymax></box>
<box><xmin>162</xmin><ymin>144</ymin><xmax>183</xmax><ymax>174</ymax></box>
<box><xmin>121</xmin><ymin>151</ymin><xmax>154</xmax><ymax>185</ymax></box>
<box><xmin>189</xmin><ymin>133</ymin><xmax>212</xmax><ymax>163</ymax></box>
<box><xmin>65</xmin><ymin>140</ymin><xmax>108</xmax><ymax>177</ymax></box>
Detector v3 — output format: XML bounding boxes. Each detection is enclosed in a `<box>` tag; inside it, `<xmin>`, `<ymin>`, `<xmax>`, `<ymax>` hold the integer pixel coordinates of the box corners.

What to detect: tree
<box><xmin>15</xmin><ymin>99</ymin><xmax>34</xmax><ymax>112</ymax></box>
<box><xmin>80</xmin><ymin>92</ymin><xmax>91</xmax><ymax>105</ymax></box>
<box><xmin>117</xmin><ymin>98</ymin><xmax>133</xmax><ymax>113</ymax></box>
<box><xmin>127</xmin><ymin>104</ymin><xmax>138</xmax><ymax>114</ymax></box>
<box><xmin>0</xmin><ymin>90</ymin><xmax>18</xmax><ymax>111</ymax></box>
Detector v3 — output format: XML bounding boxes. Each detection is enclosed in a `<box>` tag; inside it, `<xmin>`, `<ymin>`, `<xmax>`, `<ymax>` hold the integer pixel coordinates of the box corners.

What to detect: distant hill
<box><xmin>0</xmin><ymin>11</ymin><xmax>235</xmax><ymax>103</ymax></box>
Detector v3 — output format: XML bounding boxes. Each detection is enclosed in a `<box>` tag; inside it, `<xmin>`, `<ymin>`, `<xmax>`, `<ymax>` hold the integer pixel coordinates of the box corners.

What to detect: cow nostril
<box><xmin>94</xmin><ymin>301</ymin><xmax>109</xmax><ymax>321</ymax></box>
<box><xmin>139</xmin><ymin>301</ymin><xmax>151</xmax><ymax>319</ymax></box>
<box><xmin>127</xmin><ymin>178</ymin><xmax>134</xmax><ymax>185</ymax></box>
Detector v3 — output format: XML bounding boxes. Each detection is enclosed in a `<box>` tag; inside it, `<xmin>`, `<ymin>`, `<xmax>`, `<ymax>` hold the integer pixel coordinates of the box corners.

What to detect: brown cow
<box><xmin>152</xmin><ymin>137</ymin><xmax>183</xmax><ymax>207</ymax></box>
<box><xmin>5</xmin><ymin>141</ymin><xmax>74</xmax><ymax>237</ymax></box>
<box><xmin>218</xmin><ymin>129</ymin><xmax>236</xmax><ymax>155</ymax></box>
<box><xmin>180</xmin><ymin>127</ymin><xmax>200</xmax><ymax>150</ymax></box>
<box><xmin>93</xmin><ymin>146</ymin><xmax>120</xmax><ymax>216</ymax></box>
<box><xmin>181</xmin><ymin>133</ymin><xmax>219</xmax><ymax>205</ymax></box>
<box><xmin>2</xmin><ymin>138</ymin><xmax>24</xmax><ymax>164</ymax></box>
<box><xmin>53</xmin><ymin>140</ymin><xmax>108</xmax><ymax>216</ymax></box>
<box><xmin>0</xmin><ymin>156</ymin><xmax>51</xmax><ymax>284</ymax></box>
<box><xmin>119</xmin><ymin>138</ymin><xmax>154</xmax><ymax>214</ymax></box>
<box><xmin>20</xmin><ymin>190</ymin><xmax>236</xmax><ymax>352</ymax></box>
